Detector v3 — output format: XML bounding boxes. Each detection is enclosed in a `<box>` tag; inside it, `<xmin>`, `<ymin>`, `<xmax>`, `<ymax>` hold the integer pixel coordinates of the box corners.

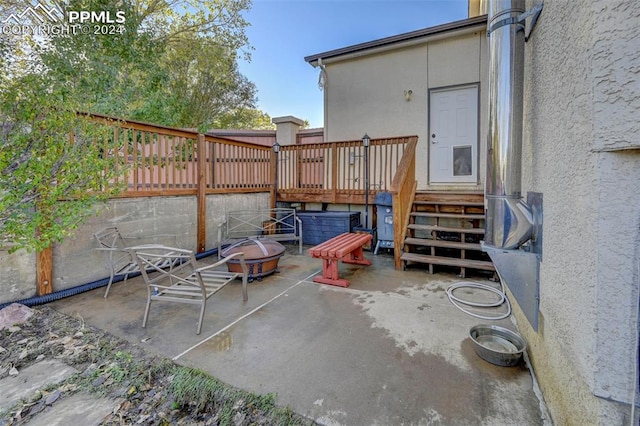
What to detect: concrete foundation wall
<box><xmin>205</xmin><ymin>193</ymin><xmax>271</xmax><ymax>249</ymax></box>
<box><xmin>0</xmin><ymin>248</ymin><xmax>36</xmax><ymax>304</ymax></box>
<box><xmin>0</xmin><ymin>192</ymin><xmax>269</xmax><ymax>305</ymax></box>
<box><xmin>519</xmin><ymin>0</ymin><xmax>640</xmax><ymax>423</ymax></box>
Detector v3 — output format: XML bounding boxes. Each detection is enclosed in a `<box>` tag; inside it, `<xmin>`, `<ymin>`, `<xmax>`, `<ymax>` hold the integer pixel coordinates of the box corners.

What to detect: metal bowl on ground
<box><xmin>469</xmin><ymin>324</ymin><xmax>526</xmax><ymax>367</ymax></box>
<box><xmin>221</xmin><ymin>238</ymin><xmax>285</xmax><ymax>282</ymax></box>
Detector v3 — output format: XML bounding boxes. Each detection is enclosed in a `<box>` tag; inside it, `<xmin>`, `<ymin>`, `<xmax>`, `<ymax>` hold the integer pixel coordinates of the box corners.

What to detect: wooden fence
<box><xmin>36</xmin><ymin>114</ymin><xmax>418</xmax><ymax>295</ymax></box>
<box><xmin>277</xmin><ymin>137</ymin><xmax>414</xmax><ymax>204</ymax></box>
<box><xmin>89</xmin><ymin>115</ymin><xmax>273</xmax><ymax>196</ymax></box>
<box><xmin>89</xmin><ymin>113</ymin><xmax>415</xmax><ymax>206</ymax></box>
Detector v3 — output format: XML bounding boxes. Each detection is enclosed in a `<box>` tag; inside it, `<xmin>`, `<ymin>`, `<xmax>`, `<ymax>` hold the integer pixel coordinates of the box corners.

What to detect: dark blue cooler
<box><xmin>296</xmin><ymin>211</ymin><xmax>361</xmax><ymax>245</ymax></box>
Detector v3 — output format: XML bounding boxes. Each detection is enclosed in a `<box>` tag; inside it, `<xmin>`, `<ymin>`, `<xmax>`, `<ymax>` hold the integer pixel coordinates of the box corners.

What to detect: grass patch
<box><xmin>168</xmin><ymin>366</ymin><xmax>305</xmax><ymax>425</ymax></box>
<box><xmin>1</xmin><ymin>306</ymin><xmax>313</xmax><ymax>425</ymax></box>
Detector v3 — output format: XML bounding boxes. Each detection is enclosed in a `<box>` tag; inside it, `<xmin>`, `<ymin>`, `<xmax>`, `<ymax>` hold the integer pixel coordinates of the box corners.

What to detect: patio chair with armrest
<box><xmin>128</xmin><ymin>245</ymin><xmax>248</xmax><ymax>335</ymax></box>
<box><xmin>93</xmin><ymin>227</ymin><xmax>179</xmax><ymax>298</ymax></box>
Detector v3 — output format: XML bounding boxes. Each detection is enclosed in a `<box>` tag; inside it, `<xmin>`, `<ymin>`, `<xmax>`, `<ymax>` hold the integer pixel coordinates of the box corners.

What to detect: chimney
<box><xmin>272</xmin><ymin>116</ymin><xmax>304</xmax><ymax>147</ymax></box>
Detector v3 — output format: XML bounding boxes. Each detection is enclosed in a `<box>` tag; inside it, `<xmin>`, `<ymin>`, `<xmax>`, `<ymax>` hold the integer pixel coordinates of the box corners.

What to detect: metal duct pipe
<box><xmin>485</xmin><ymin>0</ymin><xmax>534</xmax><ymax>250</ymax></box>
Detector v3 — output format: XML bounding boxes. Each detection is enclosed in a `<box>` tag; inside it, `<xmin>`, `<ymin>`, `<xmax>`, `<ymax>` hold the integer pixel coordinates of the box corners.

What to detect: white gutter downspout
<box><xmin>317</xmin><ymin>58</ymin><xmax>327</xmax><ymax>90</ymax></box>
<box><xmin>482</xmin><ymin>0</ymin><xmax>544</xmax><ymax>330</ymax></box>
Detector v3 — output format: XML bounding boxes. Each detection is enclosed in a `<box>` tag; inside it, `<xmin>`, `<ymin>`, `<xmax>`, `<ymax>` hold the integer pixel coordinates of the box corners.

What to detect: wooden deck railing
<box><xmin>204</xmin><ymin>135</ymin><xmax>272</xmax><ymax>193</ymax></box>
<box><xmin>389</xmin><ymin>136</ymin><xmax>418</xmax><ymax>269</ymax></box>
<box><xmin>101</xmin><ymin>121</ymin><xmax>201</xmax><ymax>195</ymax></box>
<box><xmin>89</xmin><ymin>115</ymin><xmax>273</xmax><ymax>197</ymax></box>
<box><xmin>277</xmin><ymin>137</ymin><xmax>413</xmax><ymax>204</ymax></box>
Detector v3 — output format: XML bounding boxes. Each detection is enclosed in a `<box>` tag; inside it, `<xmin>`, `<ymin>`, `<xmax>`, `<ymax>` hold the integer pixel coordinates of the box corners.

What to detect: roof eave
<box><xmin>304</xmin><ymin>15</ymin><xmax>487</xmax><ymax>66</ymax></box>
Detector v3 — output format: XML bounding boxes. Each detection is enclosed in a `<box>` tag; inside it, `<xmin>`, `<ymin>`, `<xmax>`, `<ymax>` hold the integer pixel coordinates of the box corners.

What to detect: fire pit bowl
<box><xmin>221</xmin><ymin>238</ymin><xmax>285</xmax><ymax>282</ymax></box>
<box><xmin>469</xmin><ymin>324</ymin><xmax>526</xmax><ymax>367</ymax></box>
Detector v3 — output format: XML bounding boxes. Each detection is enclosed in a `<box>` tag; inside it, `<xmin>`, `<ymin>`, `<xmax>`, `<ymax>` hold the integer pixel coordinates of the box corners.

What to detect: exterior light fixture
<box><xmin>272</xmin><ymin>142</ymin><xmax>280</xmax><ymax>207</ymax></box>
<box><xmin>362</xmin><ymin>133</ymin><xmax>371</xmax><ymax>228</ymax></box>
<box><xmin>404</xmin><ymin>90</ymin><xmax>413</xmax><ymax>101</ymax></box>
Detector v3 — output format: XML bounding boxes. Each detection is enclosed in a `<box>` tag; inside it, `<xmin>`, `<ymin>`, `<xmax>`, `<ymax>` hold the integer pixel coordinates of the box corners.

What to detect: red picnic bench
<box><xmin>308</xmin><ymin>232</ymin><xmax>373</xmax><ymax>287</ymax></box>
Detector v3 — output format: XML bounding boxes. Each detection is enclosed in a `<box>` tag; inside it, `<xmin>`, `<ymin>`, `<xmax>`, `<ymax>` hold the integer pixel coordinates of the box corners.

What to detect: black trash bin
<box><xmin>374</xmin><ymin>192</ymin><xmax>394</xmax><ymax>254</ymax></box>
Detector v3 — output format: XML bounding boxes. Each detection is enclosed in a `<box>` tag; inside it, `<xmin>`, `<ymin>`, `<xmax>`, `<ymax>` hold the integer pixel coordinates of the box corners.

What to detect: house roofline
<box><xmin>208</xmin><ymin>127</ymin><xmax>323</xmax><ymax>137</ymax></box>
<box><xmin>299</xmin><ymin>128</ymin><xmax>324</xmax><ymax>135</ymax></box>
<box><xmin>304</xmin><ymin>15</ymin><xmax>487</xmax><ymax>66</ymax></box>
<box><xmin>207</xmin><ymin>129</ymin><xmax>275</xmax><ymax>137</ymax></box>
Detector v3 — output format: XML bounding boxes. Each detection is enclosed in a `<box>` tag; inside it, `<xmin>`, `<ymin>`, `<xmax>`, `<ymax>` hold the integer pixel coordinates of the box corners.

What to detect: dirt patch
<box><xmin>0</xmin><ymin>305</ymin><xmax>314</xmax><ymax>425</ymax></box>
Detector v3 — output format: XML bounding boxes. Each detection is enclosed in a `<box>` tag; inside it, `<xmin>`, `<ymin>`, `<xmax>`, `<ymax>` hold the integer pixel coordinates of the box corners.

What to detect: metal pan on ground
<box><xmin>469</xmin><ymin>324</ymin><xmax>526</xmax><ymax>367</ymax></box>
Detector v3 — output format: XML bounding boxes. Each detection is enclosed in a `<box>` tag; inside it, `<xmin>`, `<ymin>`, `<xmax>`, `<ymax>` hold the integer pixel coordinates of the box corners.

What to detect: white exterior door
<box><xmin>429</xmin><ymin>85</ymin><xmax>478</xmax><ymax>184</ymax></box>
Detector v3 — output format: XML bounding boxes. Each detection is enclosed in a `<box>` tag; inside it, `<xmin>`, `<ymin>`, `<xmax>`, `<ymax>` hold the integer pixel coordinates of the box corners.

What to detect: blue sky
<box><xmin>238</xmin><ymin>0</ymin><xmax>469</xmax><ymax>128</ymax></box>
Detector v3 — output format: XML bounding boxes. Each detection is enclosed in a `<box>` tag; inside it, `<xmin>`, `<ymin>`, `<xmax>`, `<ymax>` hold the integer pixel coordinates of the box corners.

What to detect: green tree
<box><xmin>38</xmin><ymin>0</ymin><xmax>260</xmax><ymax>129</ymax></box>
<box><xmin>0</xmin><ymin>0</ymin><xmax>267</xmax><ymax>252</ymax></box>
<box><xmin>214</xmin><ymin>108</ymin><xmax>275</xmax><ymax>130</ymax></box>
<box><xmin>0</xmin><ymin>72</ymin><xmax>124</xmax><ymax>252</ymax></box>
<box><xmin>128</xmin><ymin>33</ymin><xmax>258</xmax><ymax>131</ymax></box>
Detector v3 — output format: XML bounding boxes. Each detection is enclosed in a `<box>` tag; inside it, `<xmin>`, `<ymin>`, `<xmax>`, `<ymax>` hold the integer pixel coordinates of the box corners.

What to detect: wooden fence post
<box><xmin>36</xmin><ymin>246</ymin><xmax>53</xmax><ymax>295</ymax></box>
<box><xmin>196</xmin><ymin>134</ymin><xmax>206</xmax><ymax>253</ymax></box>
<box><xmin>331</xmin><ymin>143</ymin><xmax>338</xmax><ymax>203</ymax></box>
<box><xmin>270</xmin><ymin>147</ymin><xmax>277</xmax><ymax>209</ymax></box>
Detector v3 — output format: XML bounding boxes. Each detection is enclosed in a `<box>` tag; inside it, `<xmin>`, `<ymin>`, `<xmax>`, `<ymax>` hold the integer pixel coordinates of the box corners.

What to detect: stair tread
<box><xmin>400</xmin><ymin>253</ymin><xmax>495</xmax><ymax>270</ymax></box>
<box><xmin>414</xmin><ymin>191</ymin><xmax>484</xmax><ymax>203</ymax></box>
<box><xmin>404</xmin><ymin>238</ymin><xmax>481</xmax><ymax>250</ymax></box>
<box><xmin>411</xmin><ymin>212</ymin><xmax>485</xmax><ymax>219</ymax></box>
<box><xmin>413</xmin><ymin>200</ymin><xmax>485</xmax><ymax>207</ymax></box>
<box><xmin>407</xmin><ymin>224</ymin><xmax>485</xmax><ymax>234</ymax></box>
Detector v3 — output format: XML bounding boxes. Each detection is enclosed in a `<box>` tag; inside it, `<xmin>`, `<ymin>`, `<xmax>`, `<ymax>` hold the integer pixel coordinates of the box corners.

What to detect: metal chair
<box><xmin>128</xmin><ymin>245</ymin><xmax>248</xmax><ymax>335</ymax></box>
<box><xmin>93</xmin><ymin>227</ymin><xmax>178</xmax><ymax>298</ymax></box>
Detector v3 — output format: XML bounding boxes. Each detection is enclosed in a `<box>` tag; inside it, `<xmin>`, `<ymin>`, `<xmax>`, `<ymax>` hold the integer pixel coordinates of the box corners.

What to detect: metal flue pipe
<box><xmin>484</xmin><ymin>0</ymin><xmax>534</xmax><ymax>250</ymax></box>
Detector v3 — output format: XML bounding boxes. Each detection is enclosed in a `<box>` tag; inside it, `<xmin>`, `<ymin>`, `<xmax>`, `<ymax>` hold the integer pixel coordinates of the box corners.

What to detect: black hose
<box><xmin>0</xmin><ymin>247</ymin><xmax>219</xmax><ymax>311</ymax></box>
<box><xmin>0</xmin><ymin>276</ymin><xmax>113</xmax><ymax>310</ymax></box>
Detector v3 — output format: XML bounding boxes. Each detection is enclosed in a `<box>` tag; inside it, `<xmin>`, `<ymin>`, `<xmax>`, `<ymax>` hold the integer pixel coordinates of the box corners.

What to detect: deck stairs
<box><xmin>400</xmin><ymin>191</ymin><xmax>495</xmax><ymax>278</ymax></box>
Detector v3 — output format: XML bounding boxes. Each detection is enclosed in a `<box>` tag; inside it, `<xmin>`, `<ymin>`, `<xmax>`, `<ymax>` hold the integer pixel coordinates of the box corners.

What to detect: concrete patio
<box><xmin>49</xmin><ymin>244</ymin><xmax>547</xmax><ymax>425</ymax></box>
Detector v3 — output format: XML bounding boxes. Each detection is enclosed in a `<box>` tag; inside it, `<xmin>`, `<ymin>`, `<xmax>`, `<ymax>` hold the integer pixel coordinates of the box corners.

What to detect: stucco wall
<box><xmin>324</xmin><ymin>30</ymin><xmax>487</xmax><ymax>191</ymax></box>
<box><xmin>0</xmin><ymin>192</ymin><xmax>270</xmax><ymax>305</ymax></box>
<box><xmin>519</xmin><ymin>0</ymin><xmax>639</xmax><ymax>423</ymax></box>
